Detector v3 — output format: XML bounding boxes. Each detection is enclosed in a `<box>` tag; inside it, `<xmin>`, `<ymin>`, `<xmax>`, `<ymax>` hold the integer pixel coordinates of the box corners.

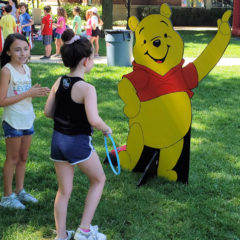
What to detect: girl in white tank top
<box><xmin>0</xmin><ymin>33</ymin><xmax>50</xmax><ymax>209</ymax></box>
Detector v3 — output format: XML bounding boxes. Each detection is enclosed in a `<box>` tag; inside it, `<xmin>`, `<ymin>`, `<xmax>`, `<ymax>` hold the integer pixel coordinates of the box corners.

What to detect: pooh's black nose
<box><xmin>153</xmin><ymin>39</ymin><xmax>161</xmax><ymax>47</ymax></box>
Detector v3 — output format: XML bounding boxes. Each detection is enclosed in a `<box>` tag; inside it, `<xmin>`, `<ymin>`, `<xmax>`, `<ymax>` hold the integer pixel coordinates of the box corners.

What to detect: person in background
<box><xmin>72</xmin><ymin>6</ymin><xmax>81</xmax><ymax>36</ymax></box>
<box><xmin>90</xmin><ymin>7</ymin><xmax>103</xmax><ymax>58</ymax></box>
<box><xmin>19</xmin><ymin>2</ymin><xmax>33</xmax><ymax>38</ymax></box>
<box><xmin>40</xmin><ymin>5</ymin><xmax>53</xmax><ymax>60</ymax></box>
<box><xmin>8</xmin><ymin>0</ymin><xmax>18</xmax><ymax>22</ymax></box>
<box><xmin>0</xmin><ymin>4</ymin><xmax>16</xmax><ymax>39</ymax></box>
<box><xmin>84</xmin><ymin>9</ymin><xmax>92</xmax><ymax>40</ymax></box>
<box><xmin>53</xmin><ymin>7</ymin><xmax>66</xmax><ymax>57</ymax></box>
<box><xmin>0</xmin><ymin>2</ymin><xmax>7</xmax><ymax>19</ymax></box>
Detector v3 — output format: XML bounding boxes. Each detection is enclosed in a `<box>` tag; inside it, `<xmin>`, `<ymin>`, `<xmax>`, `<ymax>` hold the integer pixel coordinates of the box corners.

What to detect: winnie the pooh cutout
<box><xmin>117</xmin><ymin>3</ymin><xmax>231</xmax><ymax>185</ymax></box>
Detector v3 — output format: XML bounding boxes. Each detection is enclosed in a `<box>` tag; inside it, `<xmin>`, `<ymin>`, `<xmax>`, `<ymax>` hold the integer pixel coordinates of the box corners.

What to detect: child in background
<box><xmin>0</xmin><ymin>4</ymin><xmax>16</xmax><ymax>39</ymax></box>
<box><xmin>40</xmin><ymin>5</ymin><xmax>53</xmax><ymax>60</ymax></box>
<box><xmin>19</xmin><ymin>2</ymin><xmax>33</xmax><ymax>38</ymax></box>
<box><xmin>0</xmin><ymin>33</ymin><xmax>50</xmax><ymax>209</ymax></box>
<box><xmin>90</xmin><ymin>7</ymin><xmax>103</xmax><ymax>57</ymax></box>
<box><xmin>72</xmin><ymin>6</ymin><xmax>81</xmax><ymax>36</ymax></box>
<box><xmin>8</xmin><ymin>0</ymin><xmax>18</xmax><ymax>22</ymax></box>
<box><xmin>84</xmin><ymin>9</ymin><xmax>92</xmax><ymax>40</ymax></box>
<box><xmin>44</xmin><ymin>29</ymin><xmax>111</xmax><ymax>240</ymax></box>
<box><xmin>53</xmin><ymin>7</ymin><xmax>66</xmax><ymax>57</ymax></box>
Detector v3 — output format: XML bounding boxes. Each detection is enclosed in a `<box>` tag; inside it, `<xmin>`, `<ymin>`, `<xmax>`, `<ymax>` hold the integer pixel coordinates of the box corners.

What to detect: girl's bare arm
<box><xmin>84</xmin><ymin>84</ymin><xmax>112</xmax><ymax>135</ymax></box>
<box><xmin>0</xmin><ymin>68</ymin><xmax>49</xmax><ymax>107</ymax></box>
<box><xmin>44</xmin><ymin>78</ymin><xmax>60</xmax><ymax>119</ymax></box>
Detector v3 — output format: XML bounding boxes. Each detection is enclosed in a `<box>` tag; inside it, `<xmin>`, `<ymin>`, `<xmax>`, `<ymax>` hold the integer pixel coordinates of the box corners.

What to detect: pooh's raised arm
<box><xmin>193</xmin><ymin>10</ymin><xmax>232</xmax><ymax>81</ymax></box>
<box><xmin>118</xmin><ymin>77</ymin><xmax>141</xmax><ymax>118</ymax></box>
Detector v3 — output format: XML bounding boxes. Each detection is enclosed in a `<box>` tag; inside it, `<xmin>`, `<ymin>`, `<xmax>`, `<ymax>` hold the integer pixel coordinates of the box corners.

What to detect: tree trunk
<box><xmin>102</xmin><ymin>0</ymin><xmax>113</xmax><ymax>30</ymax></box>
<box><xmin>57</xmin><ymin>0</ymin><xmax>61</xmax><ymax>6</ymax></box>
<box><xmin>127</xmin><ymin>0</ymin><xmax>131</xmax><ymax>29</ymax></box>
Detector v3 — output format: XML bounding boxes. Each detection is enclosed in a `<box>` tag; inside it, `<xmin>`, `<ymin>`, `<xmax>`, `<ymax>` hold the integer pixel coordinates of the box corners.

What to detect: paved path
<box><xmin>185</xmin><ymin>57</ymin><xmax>240</xmax><ymax>66</ymax></box>
<box><xmin>30</xmin><ymin>55</ymin><xmax>240</xmax><ymax>66</ymax></box>
<box><xmin>30</xmin><ymin>55</ymin><xmax>107</xmax><ymax>64</ymax></box>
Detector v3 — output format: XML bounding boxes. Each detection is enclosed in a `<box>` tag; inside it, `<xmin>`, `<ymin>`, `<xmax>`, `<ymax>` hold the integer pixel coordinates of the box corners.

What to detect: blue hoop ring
<box><xmin>104</xmin><ymin>134</ymin><xmax>121</xmax><ymax>175</ymax></box>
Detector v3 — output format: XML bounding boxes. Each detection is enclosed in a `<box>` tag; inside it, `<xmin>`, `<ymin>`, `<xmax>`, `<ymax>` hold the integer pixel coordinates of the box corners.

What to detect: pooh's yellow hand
<box><xmin>194</xmin><ymin>10</ymin><xmax>231</xmax><ymax>81</ymax></box>
<box><xmin>217</xmin><ymin>10</ymin><xmax>232</xmax><ymax>36</ymax></box>
<box><xmin>118</xmin><ymin>77</ymin><xmax>141</xmax><ymax>118</ymax></box>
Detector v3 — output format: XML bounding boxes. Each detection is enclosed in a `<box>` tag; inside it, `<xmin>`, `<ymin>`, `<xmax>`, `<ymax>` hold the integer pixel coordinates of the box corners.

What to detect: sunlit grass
<box><xmin>179</xmin><ymin>30</ymin><xmax>240</xmax><ymax>58</ymax></box>
<box><xmin>0</xmin><ymin>63</ymin><xmax>239</xmax><ymax>239</ymax></box>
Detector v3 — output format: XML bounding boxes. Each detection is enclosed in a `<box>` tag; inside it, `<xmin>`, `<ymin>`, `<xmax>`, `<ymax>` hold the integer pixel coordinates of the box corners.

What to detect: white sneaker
<box><xmin>90</xmin><ymin>226</ymin><xmax>106</xmax><ymax>240</ymax></box>
<box><xmin>74</xmin><ymin>225</ymin><xmax>106</xmax><ymax>240</ymax></box>
<box><xmin>55</xmin><ymin>230</ymin><xmax>75</xmax><ymax>240</ymax></box>
<box><xmin>0</xmin><ymin>193</ymin><xmax>26</xmax><ymax>209</ymax></box>
<box><xmin>17</xmin><ymin>189</ymin><xmax>38</xmax><ymax>203</ymax></box>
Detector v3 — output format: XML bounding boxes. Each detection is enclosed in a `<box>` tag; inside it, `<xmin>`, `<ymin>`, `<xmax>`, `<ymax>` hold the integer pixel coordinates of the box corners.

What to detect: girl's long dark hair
<box><xmin>1</xmin><ymin>33</ymin><xmax>28</xmax><ymax>68</ymax></box>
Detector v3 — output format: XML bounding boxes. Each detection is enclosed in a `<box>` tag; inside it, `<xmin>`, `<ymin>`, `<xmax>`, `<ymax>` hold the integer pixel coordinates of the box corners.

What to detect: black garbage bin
<box><xmin>104</xmin><ymin>29</ymin><xmax>133</xmax><ymax>66</ymax></box>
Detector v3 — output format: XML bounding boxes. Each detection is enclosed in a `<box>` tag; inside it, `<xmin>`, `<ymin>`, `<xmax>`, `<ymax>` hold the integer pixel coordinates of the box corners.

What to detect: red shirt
<box><xmin>123</xmin><ymin>60</ymin><xmax>198</xmax><ymax>102</ymax></box>
<box><xmin>41</xmin><ymin>14</ymin><xmax>53</xmax><ymax>35</ymax></box>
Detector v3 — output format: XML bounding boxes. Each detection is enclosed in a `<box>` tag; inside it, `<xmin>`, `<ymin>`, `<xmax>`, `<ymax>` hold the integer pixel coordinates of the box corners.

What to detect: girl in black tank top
<box><xmin>54</xmin><ymin>75</ymin><xmax>93</xmax><ymax>135</ymax></box>
<box><xmin>44</xmin><ymin>29</ymin><xmax>112</xmax><ymax>240</ymax></box>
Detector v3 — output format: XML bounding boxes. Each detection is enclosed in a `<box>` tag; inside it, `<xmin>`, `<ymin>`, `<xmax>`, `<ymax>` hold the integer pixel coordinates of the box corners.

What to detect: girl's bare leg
<box><xmin>90</xmin><ymin>36</ymin><xmax>96</xmax><ymax>53</ymax></box>
<box><xmin>94</xmin><ymin>36</ymin><xmax>99</xmax><ymax>56</ymax></box>
<box><xmin>15</xmin><ymin>135</ymin><xmax>32</xmax><ymax>193</ymax></box>
<box><xmin>77</xmin><ymin>152</ymin><xmax>106</xmax><ymax>229</ymax></box>
<box><xmin>3</xmin><ymin>137</ymin><xmax>22</xmax><ymax>196</ymax></box>
<box><xmin>55</xmin><ymin>39</ymin><xmax>61</xmax><ymax>55</ymax></box>
<box><xmin>54</xmin><ymin>162</ymin><xmax>74</xmax><ymax>239</ymax></box>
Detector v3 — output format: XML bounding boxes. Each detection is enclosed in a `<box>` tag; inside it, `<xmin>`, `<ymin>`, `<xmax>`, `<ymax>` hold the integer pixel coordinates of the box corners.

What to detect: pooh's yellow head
<box><xmin>129</xmin><ymin>3</ymin><xmax>184</xmax><ymax>76</ymax></box>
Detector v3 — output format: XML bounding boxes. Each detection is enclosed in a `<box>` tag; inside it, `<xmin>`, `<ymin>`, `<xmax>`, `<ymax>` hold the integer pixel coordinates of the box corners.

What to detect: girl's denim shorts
<box><xmin>50</xmin><ymin>130</ymin><xmax>95</xmax><ymax>165</ymax></box>
<box><xmin>55</xmin><ymin>33</ymin><xmax>62</xmax><ymax>39</ymax></box>
<box><xmin>2</xmin><ymin>121</ymin><xmax>34</xmax><ymax>138</ymax></box>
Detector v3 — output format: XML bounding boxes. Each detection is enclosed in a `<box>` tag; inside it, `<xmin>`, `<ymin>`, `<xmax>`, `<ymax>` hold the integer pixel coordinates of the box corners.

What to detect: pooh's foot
<box><xmin>158</xmin><ymin>169</ymin><xmax>178</xmax><ymax>182</ymax></box>
<box><xmin>119</xmin><ymin>151</ymin><xmax>134</xmax><ymax>170</ymax></box>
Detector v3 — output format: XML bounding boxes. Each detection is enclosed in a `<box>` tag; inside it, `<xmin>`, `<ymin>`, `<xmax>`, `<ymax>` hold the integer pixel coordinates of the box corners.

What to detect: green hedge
<box><xmin>62</xmin><ymin>3</ymin><xmax>102</xmax><ymax>21</ymax></box>
<box><xmin>137</xmin><ymin>7</ymin><xmax>233</xmax><ymax>26</ymax></box>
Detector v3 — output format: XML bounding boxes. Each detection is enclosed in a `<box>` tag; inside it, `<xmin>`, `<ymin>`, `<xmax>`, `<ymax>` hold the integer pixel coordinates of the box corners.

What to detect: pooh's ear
<box><xmin>160</xmin><ymin>3</ymin><xmax>172</xmax><ymax>19</ymax></box>
<box><xmin>128</xmin><ymin>16</ymin><xmax>139</xmax><ymax>32</ymax></box>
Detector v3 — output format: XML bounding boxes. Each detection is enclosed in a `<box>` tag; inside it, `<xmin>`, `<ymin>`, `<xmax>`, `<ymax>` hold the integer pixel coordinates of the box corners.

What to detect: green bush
<box><xmin>62</xmin><ymin>3</ymin><xmax>102</xmax><ymax>21</ymax></box>
<box><xmin>136</xmin><ymin>7</ymin><xmax>233</xmax><ymax>26</ymax></box>
<box><xmin>113</xmin><ymin>20</ymin><xmax>127</xmax><ymax>26</ymax></box>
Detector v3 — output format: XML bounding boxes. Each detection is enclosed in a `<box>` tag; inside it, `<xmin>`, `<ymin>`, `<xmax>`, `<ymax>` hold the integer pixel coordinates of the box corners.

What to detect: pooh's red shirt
<box><xmin>123</xmin><ymin>60</ymin><xmax>198</xmax><ymax>102</ymax></box>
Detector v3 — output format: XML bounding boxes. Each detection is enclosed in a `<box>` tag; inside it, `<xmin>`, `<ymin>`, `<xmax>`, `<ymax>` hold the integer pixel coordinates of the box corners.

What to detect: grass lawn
<box><xmin>30</xmin><ymin>31</ymin><xmax>240</xmax><ymax>58</ymax></box>
<box><xmin>0</xmin><ymin>62</ymin><xmax>239</xmax><ymax>239</ymax></box>
<box><xmin>180</xmin><ymin>30</ymin><xmax>240</xmax><ymax>58</ymax></box>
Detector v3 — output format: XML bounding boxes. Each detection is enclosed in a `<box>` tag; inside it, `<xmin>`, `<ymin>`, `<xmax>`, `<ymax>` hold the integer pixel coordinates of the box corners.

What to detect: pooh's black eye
<box><xmin>143</xmin><ymin>40</ymin><xmax>146</xmax><ymax>44</ymax></box>
<box><xmin>164</xmin><ymin>33</ymin><xmax>168</xmax><ymax>38</ymax></box>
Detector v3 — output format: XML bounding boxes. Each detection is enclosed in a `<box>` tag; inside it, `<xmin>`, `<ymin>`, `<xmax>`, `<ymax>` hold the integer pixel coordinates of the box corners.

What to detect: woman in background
<box><xmin>90</xmin><ymin>7</ymin><xmax>103</xmax><ymax>57</ymax></box>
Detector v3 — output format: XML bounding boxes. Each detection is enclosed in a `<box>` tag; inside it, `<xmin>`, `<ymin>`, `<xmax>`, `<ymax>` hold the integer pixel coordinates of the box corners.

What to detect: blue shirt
<box><xmin>19</xmin><ymin>12</ymin><xmax>31</xmax><ymax>33</ymax></box>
